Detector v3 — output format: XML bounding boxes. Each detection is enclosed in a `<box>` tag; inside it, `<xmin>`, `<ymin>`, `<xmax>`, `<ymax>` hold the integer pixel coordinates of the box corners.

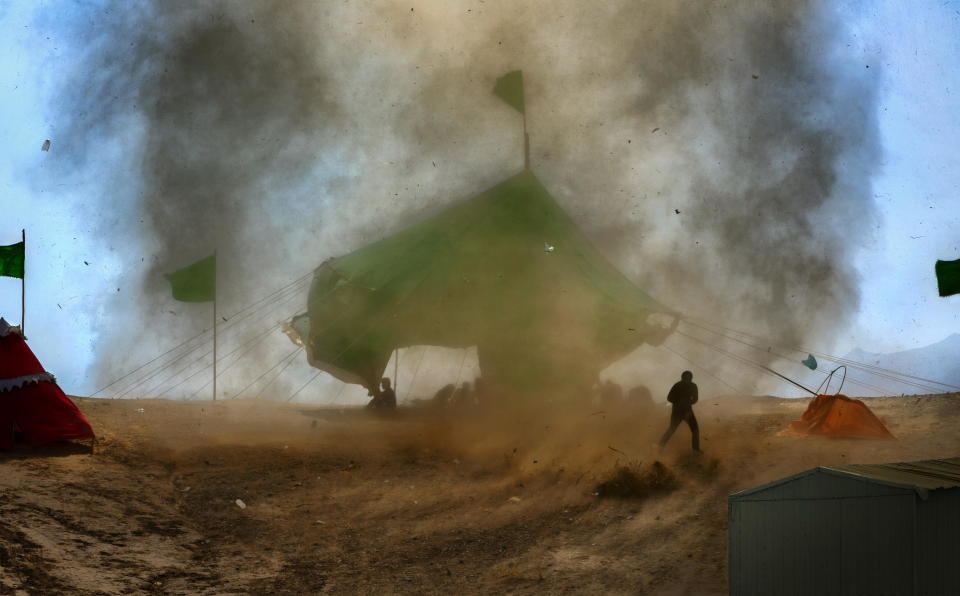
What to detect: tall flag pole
<box><xmin>213</xmin><ymin>251</ymin><xmax>217</xmax><ymax>401</ymax></box>
<box><xmin>0</xmin><ymin>231</ymin><xmax>26</xmax><ymax>334</ymax></box>
<box><xmin>523</xmin><ymin>97</ymin><xmax>529</xmax><ymax>169</ymax></box>
<box><xmin>165</xmin><ymin>253</ymin><xmax>217</xmax><ymax>400</ymax></box>
<box><xmin>21</xmin><ymin>229</ymin><xmax>25</xmax><ymax>336</ymax></box>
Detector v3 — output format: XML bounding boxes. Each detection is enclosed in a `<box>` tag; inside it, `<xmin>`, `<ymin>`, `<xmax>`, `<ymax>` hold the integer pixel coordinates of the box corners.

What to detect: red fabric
<box><xmin>786</xmin><ymin>394</ymin><xmax>895</xmax><ymax>440</ymax></box>
<box><xmin>0</xmin><ymin>331</ymin><xmax>95</xmax><ymax>449</ymax></box>
<box><xmin>0</xmin><ymin>330</ymin><xmax>46</xmax><ymax>379</ymax></box>
<box><xmin>0</xmin><ymin>382</ymin><xmax>95</xmax><ymax>448</ymax></box>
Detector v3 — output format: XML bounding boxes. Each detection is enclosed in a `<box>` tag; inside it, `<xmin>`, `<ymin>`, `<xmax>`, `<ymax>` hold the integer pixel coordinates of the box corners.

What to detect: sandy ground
<box><xmin>2</xmin><ymin>392</ymin><xmax>959</xmax><ymax>595</ymax></box>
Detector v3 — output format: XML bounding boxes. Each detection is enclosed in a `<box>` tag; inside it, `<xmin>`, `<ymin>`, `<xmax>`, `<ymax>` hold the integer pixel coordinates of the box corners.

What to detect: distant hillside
<box><xmin>844</xmin><ymin>334</ymin><xmax>960</xmax><ymax>395</ymax></box>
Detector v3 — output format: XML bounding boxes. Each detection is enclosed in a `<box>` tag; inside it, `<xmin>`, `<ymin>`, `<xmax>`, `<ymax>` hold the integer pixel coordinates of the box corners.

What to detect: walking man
<box><xmin>658</xmin><ymin>370</ymin><xmax>702</xmax><ymax>453</ymax></box>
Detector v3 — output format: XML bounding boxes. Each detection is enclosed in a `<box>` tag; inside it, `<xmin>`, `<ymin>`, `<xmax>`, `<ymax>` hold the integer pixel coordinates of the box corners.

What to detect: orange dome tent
<box><xmin>786</xmin><ymin>393</ymin><xmax>895</xmax><ymax>439</ymax></box>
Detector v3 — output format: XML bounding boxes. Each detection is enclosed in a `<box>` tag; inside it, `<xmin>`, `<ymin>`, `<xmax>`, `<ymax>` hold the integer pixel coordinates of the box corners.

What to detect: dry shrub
<box><xmin>594</xmin><ymin>461</ymin><xmax>679</xmax><ymax>499</ymax></box>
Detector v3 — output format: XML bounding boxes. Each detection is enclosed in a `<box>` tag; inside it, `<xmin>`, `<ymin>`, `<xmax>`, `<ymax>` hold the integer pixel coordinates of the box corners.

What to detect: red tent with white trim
<box><xmin>0</xmin><ymin>318</ymin><xmax>94</xmax><ymax>449</ymax></box>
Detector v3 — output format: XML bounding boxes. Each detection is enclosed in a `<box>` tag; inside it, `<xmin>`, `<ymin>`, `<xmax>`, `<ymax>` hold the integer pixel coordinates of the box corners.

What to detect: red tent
<box><xmin>785</xmin><ymin>393</ymin><xmax>895</xmax><ymax>440</ymax></box>
<box><xmin>0</xmin><ymin>318</ymin><xmax>95</xmax><ymax>449</ymax></box>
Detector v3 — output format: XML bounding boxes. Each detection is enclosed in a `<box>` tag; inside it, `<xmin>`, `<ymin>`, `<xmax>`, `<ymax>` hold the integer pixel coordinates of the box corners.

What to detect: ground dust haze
<box><xmin>39</xmin><ymin>0</ymin><xmax>881</xmax><ymax>399</ymax></box>
<box><xmin>7</xmin><ymin>392</ymin><xmax>956</xmax><ymax>592</ymax></box>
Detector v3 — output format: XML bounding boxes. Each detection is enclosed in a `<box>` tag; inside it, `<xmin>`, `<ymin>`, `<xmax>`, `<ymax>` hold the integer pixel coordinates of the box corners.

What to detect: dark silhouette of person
<box><xmin>600</xmin><ymin>380</ymin><xmax>624</xmax><ymax>406</ymax></box>
<box><xmin>658</xmin><ymin>370</ymin><xmax>701</xmax><ymax>453</ymax></box>
<box><xmin>451</xmin><ymin>381</ymin><xmax>473</xmax><ymax>409</ymax></box>
<box><xmin>432</xmin><ymin>383</ymin><xmax>455</xmax><ymax>406</ymax></box>
<box><xmin>367</xmin><ymin>377</ymin><xmax>397</xmax><ymax>410</ymax></box>
<box><xmin>626</xmin><ymin>385</ymin><xmax>654</xmax><ymax>409</ymax></box>
<box><xmin>472</xmin><ymin>377</ymin><xmax>486</xmax><ymax>407</ymax></box>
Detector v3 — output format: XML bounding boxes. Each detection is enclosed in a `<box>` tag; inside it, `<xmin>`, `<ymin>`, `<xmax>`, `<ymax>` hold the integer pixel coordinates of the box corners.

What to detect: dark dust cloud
<box><xmin>42</xmin><ymin>0</ymin><xmax>879</xmax><ymax>398</ymax></box>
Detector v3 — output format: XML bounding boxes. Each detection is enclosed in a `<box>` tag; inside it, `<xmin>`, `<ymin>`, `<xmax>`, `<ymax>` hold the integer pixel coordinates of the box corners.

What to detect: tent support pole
<box><xmin>393</xmin><ymin>347</ymin><xmax>399</xmax><ymax>396</ymax></box>
<box><xmin>523</xmin><ymin>116</ymin><xmax>529</xmax><ymax>170</ymax></box>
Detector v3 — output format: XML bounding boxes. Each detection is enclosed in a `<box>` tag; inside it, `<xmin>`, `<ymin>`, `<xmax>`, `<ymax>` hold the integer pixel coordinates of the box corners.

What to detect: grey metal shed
<box><xmin>728</xmin><ymin>457</ymin><xmax>960</xmax><ymax>596</ymax></box>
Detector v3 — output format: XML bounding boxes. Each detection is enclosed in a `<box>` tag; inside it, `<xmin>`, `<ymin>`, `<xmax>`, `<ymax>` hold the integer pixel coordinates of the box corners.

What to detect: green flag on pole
<box><xmin>936</xmin><ymin>259</ymin><xmax>960</xmax><ymax>297</ymax></box>
<box><xmin>0</xmin><ymin>241</ymin><xmax>24</xmax><ymax>279</ymax></box>
<box><xmin>165</xmin><ymin>254</ymin><xmax>215</xmax><ymax>302</ymax></box>
<box><xmin>494</xmin><ymin>70</ymin><xmax>525</xmax><ymax>114</ymax></box>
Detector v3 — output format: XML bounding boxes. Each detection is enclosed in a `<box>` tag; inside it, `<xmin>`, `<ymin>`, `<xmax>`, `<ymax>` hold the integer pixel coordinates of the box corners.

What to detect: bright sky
<box><xmin>1</xmin><ymin>1</ymin><xmax>958</xmax><ymax>396</ymax></box>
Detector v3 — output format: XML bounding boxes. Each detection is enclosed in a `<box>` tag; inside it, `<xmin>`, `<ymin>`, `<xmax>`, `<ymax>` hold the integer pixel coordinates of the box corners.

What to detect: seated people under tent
<box><xmin>367</xmin><ymin>377</ymin><xmax>397</xmax><ymax>411</ymax></box>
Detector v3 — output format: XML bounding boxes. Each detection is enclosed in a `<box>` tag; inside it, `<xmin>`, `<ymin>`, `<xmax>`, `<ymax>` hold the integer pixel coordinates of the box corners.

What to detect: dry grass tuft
<box><xmin>594</xmin><ymin>461</ymin><xmax>679</xmax><ymax>499</ymax></box>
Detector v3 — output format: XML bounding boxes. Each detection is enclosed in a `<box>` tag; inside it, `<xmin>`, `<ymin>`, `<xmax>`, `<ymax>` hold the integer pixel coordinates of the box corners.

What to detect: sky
<box><xmin>0</xmin><ymin>0</ymin><xmax>958</xmax><ymax>400</ymax></box>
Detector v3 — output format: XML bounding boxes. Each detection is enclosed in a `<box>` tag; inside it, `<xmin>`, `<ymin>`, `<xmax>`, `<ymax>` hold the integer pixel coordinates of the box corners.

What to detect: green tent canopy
<box><xmin>287</xmin><ymin>170</ymin><xmax>676</xmax><ymax>399</ymax></box>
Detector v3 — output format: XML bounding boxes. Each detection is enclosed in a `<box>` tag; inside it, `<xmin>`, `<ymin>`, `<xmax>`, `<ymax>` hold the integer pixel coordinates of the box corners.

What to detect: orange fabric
<box><xmin>786</xmin><ymin>394</ymin><xmax>895</xmax><ymax>440</ymax></box>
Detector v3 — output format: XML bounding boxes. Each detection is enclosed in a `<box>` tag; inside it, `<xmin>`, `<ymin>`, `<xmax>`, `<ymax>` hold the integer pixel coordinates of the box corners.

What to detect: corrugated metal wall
<box><xmin>917</xmin><ymin>489</ymin><xmax>960</xmax><ymax>595</ymax></box>
<box><xmin>729</xmin><ymin>471</ymin><xmax>915</xmax><ymax>596</ymax></box>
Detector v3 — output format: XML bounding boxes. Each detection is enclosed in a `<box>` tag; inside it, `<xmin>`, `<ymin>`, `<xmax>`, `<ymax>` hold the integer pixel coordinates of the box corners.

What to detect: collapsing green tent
<box><xmin>286</xmin><ymin>169</ymin><xmax>676</xmax><ymax>400</ymax></box>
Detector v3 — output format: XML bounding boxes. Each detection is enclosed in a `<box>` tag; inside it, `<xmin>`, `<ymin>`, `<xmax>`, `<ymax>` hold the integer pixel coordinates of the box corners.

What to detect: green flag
<box><xmin>165</xmin><ymin>254</ymin><xmax>215</xmax><ymax>302</ymax></box>
<box><xmin>936</xmin><ymin>259</ymin><xmax>960</xmax><ymax>297</ymax></box>
<box><xmin>494</xmin><ymin>70</ymin><xmax>524</xmax><ymax>114</ymax></box>
<box><xmin>0</xmin><ymin>241</ymin><xmax>24</xmax><ymax>279</ymax></box>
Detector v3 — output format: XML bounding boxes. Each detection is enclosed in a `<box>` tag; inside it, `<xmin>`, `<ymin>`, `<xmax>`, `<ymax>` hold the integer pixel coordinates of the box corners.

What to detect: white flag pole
<box><xmin>21</xmin><ymin>229</ymin><xmax>25</xmax><ymax>337</ymax></box>
<box><xmin>212</xmin><ymin>251</ymin><xmax>217</xmax><ymax>401</ymax></box>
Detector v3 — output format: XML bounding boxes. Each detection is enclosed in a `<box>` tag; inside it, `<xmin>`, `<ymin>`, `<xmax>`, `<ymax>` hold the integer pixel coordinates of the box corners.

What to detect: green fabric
<box><xmin>165</xmin><ymin>254</ymin><xmax>216</xmax><ymax>302</ymax></box>
<box><xmin>936</xmin><ymin>259</ymin><xmax>960</xmax><ymax>297</ymax></box>
<box><xmin>494</xmin><ymin>71</ymin><xmax>525</xmax><ymax>114</ymax></box>
<box><xmin>299</xmin><ymin>171</ymin><xmax>673</xmax><ymax>397</ymax></box>
<box><xmin>0</xmin><ymin>241</ymin><xmax>24</xmax><ymax>279</ymax></box>
<box><xmin>802</xmin><ymin>354</ymin><xmax>817</xmax><ymax>370</ymax></box>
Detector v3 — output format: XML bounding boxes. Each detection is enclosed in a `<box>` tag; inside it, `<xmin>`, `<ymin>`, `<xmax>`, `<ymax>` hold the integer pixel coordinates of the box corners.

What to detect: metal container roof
<box><xmin>730</xmin><ymin>457</ymin><xmax>960</xmax><ymax>500</ymax></box>
<box><xmin>825</xmin><ymin>457</ymin><xmax>960</xmax><ymax>491</ymax></box>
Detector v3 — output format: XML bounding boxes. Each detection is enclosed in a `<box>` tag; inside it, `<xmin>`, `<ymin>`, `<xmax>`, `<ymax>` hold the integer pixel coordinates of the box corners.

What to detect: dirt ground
<box><xmin>2</xmin><ymin>392</ymin><xmax>959</xmax><ymax>595</ymax></box>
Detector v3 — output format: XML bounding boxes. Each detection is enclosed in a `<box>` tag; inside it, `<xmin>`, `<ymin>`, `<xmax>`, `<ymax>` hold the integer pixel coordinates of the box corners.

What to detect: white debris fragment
<box><xmin>235</xmin><ymin>499</ymin><xmax>246</xmax><ymax>509</ymax></box>
<box><xmin>508</xmin><ymin>496</ymin><xmax>522</xmax><ymax>503</ymax></box>
<box><xmin>543</xmin><ymin>242</ymin><xmax>555</xmax><ymax>253</ymax></box>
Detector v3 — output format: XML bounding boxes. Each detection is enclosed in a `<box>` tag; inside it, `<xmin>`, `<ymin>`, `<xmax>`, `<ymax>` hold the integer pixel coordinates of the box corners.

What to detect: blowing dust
<box><xmin>13</xmin><ymin>389</ymin><xmax>954</xmax><ymax>593</ymax></box>
<box><xmin>35</xmin><ymin>0</ymin><xmax>882</xmax><ymax>401</ymax></box>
